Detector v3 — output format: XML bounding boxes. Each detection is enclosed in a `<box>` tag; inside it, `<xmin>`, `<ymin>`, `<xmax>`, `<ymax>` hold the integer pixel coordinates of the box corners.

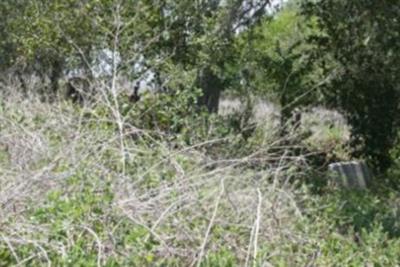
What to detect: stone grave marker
<box><xmin>328</xmin><ymin>161</ymin><xmax>372</xmax><ymax>189</ymax></box>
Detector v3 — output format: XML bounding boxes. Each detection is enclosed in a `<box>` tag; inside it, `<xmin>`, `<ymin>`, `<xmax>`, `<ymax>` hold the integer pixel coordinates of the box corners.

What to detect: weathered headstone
<box><xmin>328</xmin><ymin>161</ymin><xmax>372</xmax><ymax>189</ymax></box>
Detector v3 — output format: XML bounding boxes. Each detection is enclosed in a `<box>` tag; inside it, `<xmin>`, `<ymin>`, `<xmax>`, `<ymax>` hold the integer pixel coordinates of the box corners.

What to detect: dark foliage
<box><xmin>302</xmin><ymin>0</ymin><xmax>400</xmax><ymax>172</ymax></box>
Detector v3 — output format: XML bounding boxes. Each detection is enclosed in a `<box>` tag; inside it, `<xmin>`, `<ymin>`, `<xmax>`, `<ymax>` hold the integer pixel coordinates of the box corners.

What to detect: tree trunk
<box><xmin>280</xmin><ymin>93</ymin><xmax>291</xmax><ymax>135</ymax></box>
<box><xmin>50</xmin><ymin>59</ymin><xmax>63</xmax><ymax>95</ymax></box>
<box><xmin>197</xmin><ymin>66</ymin><xmax>222</xmax><ymax>113</ymax></box>
<box><xmin>15</xmin><ymin>70</ymin><xmax>28</xmax><ymax>96</ymax></box>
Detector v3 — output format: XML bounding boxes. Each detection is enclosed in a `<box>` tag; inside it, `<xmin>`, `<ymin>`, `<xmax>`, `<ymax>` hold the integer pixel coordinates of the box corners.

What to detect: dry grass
<box><xmin>0</xmin><ymin>83</ymin><xmax>322</xmax><ymax>266</ymax></box>
<box><xmin>9</xmin><ymin>78</ymin><xmax>398</xmax><ymax>267</ymax></box>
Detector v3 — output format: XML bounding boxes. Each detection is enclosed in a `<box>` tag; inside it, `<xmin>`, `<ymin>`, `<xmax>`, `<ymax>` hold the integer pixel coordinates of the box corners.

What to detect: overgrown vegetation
<box><xmin>1</xmin><ymin>0</ymin><xmax>400</xmax><ymax>266</ymax></box>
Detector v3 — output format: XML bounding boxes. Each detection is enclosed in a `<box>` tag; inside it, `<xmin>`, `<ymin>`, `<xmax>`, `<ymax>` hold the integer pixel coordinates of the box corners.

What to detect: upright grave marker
<box><xmin>328</xmin><ymin>161</ymin><xmax>372</xmax><ymax>189</ymax></box>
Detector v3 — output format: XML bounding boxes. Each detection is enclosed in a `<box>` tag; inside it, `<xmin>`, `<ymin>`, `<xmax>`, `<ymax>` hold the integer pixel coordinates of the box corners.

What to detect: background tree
<box><xmin>0</xmin><ymin>0</ymin><xmax>116</xmax><ymax>96</ymax></box>
<box><xmin>235</xmin><ymin>2</ymin><xmax>322</xmax><ymax>132</ymax></box>
<box><xmin>302</xmin><ymin>0</ymin><xmax>400</xmax><ymax>172</ymax></box>
<box><xmin>1</xmin><ymin>0</ymin><xmax>273</xmax><ymax>111</ymax></box>
<box><xmin>134</xmin><ymin>0</ymin><xmax>274</xmax><ymax>112</ymax></box>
